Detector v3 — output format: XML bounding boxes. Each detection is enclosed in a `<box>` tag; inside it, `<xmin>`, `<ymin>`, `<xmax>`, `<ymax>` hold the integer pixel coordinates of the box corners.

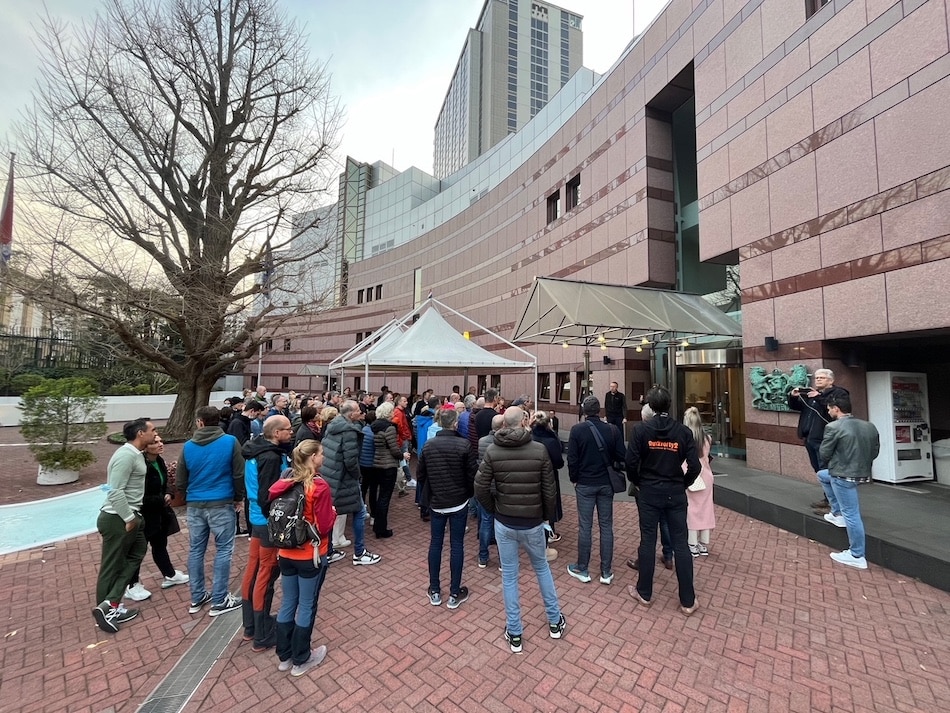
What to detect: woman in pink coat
<box><xmin>683</xmin><ymin>407</ymin><xmax>715</xmax><ymax>556</ymax></box>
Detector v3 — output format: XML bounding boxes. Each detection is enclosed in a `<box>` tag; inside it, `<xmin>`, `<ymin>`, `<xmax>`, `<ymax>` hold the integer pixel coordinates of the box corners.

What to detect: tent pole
<box><xmin>668</xmin><ymin>340</ymin><xmax>678</xmax><ymax>417</ymax></box>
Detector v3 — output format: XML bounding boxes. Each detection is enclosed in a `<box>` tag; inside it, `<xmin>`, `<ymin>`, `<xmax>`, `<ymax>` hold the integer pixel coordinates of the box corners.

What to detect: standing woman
<box><xmin>126</xmin><ymin>436</ymin><xmax>189</xmax><ymax>600</ymax></box>
<box><xmin>370</xmin><ymin>401</ymin><xmax>407</xmax><ymax>538</ymax></box>
<box><xmin>530</xmin><ymin>411</ymin><xmax>565</xmax><ymax>543</ymax></box>
<box><xmin>268</xmin><ymin>441</ymin><xmax>337</xmax><ymax>677</ymax></box>
<box><xmin>683</xmin><ymin>407</ymin><xmax>716</xmax><ymax>556</ymax></box>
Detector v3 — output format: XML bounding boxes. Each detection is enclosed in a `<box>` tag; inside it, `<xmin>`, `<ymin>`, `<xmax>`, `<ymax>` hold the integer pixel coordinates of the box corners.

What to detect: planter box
<box><xmin>37</xmin><ymin>466</ymin><xmax>80</xmax><ymax>485</ymax></box>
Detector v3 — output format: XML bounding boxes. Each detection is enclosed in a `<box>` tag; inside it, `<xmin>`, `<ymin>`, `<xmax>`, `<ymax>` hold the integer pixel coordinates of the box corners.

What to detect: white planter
<box><xmin>37</xmin><ymin>465</ymin><xmax>81</xmax><ymax>485</ymax></box>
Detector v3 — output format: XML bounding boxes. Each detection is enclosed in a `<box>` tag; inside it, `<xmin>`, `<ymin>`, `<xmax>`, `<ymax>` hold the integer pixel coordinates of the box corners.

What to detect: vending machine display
<box><xmin>866</xmin><ymin>371</ymin><xmax>933</xmax><ymax>483</ymax></box>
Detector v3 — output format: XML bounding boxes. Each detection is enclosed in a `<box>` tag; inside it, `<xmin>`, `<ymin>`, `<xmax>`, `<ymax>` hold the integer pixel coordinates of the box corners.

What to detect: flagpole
<box><xmin>0</xmin><ymin>152</ymin><xmax>14</xmax><ymax>268</ymax></box>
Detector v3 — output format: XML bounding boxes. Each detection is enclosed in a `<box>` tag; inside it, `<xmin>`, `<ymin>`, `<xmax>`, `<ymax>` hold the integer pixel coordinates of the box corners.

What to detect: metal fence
<box><xmin>0</xmin><ymin>329</ymin><xmax>113</xmax><ymax>372</ymax></box>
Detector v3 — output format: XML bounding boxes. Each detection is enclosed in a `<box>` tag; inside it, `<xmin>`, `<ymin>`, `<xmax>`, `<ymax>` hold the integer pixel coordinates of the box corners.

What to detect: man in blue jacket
<box><xmin>625</xmin><ymin>386</ymin><xmax>701</xmax><ymax>616</ymax></box>
<box><xmin>177</xmin><ymin>406</ymin><xmax>245</xmax><ymax>617</ymax></box>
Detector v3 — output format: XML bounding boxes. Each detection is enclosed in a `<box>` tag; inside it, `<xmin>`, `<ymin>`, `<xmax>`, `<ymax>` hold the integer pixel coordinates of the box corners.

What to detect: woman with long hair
<box><xmin>268</xmin><ymin>440</ymin><xmax>337</xmax><ymax>677</ymax></box>
<box><xmin>683</xmin><ymin>407</ymin><xmax>716</xmax><ymax>557</ymax></box>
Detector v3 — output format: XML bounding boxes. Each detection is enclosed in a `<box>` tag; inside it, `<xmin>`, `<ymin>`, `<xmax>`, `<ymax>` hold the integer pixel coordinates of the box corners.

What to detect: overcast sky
<box><xmin>0</xmin><ymin>0</ymin><xmax>667</xmax><ymax>177</ymax></box>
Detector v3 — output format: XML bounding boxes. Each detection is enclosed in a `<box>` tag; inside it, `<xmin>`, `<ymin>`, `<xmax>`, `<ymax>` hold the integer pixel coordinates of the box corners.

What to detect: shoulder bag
<box><xmin>587</xmin><ymin>422</ymin><xmax>626</xmax><ymax>494</ymax></box>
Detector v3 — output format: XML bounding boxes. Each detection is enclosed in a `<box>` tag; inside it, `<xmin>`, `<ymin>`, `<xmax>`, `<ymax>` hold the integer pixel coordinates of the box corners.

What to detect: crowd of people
<box><xmin>91</xmin><ymin>369</ymin><xmax>876</xmax><ymax>670</ymax></box>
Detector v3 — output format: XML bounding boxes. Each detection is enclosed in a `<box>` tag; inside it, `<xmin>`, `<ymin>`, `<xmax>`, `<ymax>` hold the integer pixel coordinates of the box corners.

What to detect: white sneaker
<box><xmin>830</xmin><ymin>550</ymin><xmax>868</xmax><ymax>570</ymax></box>
<box><xmin>161</xmin><ymin>571</ymin><xmax>190</xmax><ymax>589</ymax></box>
<box><xmin>124</xmin><ymin>583</ymin><xmax>152</xmax><ymax>601</ymax></box>
<box><xmin>333</xmin><ymin>538</ymin><xmax>352</xmax><ymax>548</ymax></box>
<box><xmin>407</xmin><ymin>479</ymin><xmax>418</xmax><ymax>488</ymax></box>
<box><xmin>352</xmin><ymin>550</ymin><xmax>381</xmax><ymax>566</ymax></box>
<box><xmin>823</xmin><ymin>512</ymin><xmax>847</xmax><ymax>528</ymax></box>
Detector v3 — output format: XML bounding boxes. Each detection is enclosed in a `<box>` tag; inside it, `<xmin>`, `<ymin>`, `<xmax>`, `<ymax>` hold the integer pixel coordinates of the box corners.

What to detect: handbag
<box><xmin>587</xmin><ymin>422</ymin><xmax>626</xmax><ymax>494</ymax></box>
<box><xmin>687</xmin><ymin>475</ymin><xmax>706</xmax><ymax>492</ymax></box>
<box><xmin>164</xmin><ymin>505</ymin><xmax>181</xmax><ymax>536</ymax></box>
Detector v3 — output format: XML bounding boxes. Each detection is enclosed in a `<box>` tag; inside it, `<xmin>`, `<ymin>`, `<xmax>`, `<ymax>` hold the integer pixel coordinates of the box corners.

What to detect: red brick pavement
<box><xmin>1</xmin><ymin>479</ymin><xmax>949</xmax><ymax>713</ymax></box>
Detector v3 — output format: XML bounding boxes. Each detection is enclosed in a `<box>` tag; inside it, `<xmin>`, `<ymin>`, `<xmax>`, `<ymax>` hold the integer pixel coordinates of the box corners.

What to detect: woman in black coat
<box><xmin>125</xmin><ymin>435</ymin><xmax>189</xmax><ymax>600</ymax></box>
<box><xmin>530</xmin><ymin>411</ymin><xmax>565</xmax><ymax>542</ymax></box>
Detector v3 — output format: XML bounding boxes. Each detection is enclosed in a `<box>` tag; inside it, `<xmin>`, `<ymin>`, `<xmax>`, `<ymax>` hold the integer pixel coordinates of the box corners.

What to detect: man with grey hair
<box><xmin>418</xmin><ymin>407</ymin><xmax>476</xmax><ymax>609</ymax></box>
<box><xmin>477</xmin><ymin>406</ymin><xmax>565</xmax><ymax>653</ymax></box>
<box><xmin>474</xmin><ymin>413</ymin><xmax>505</xmax><ymax>567</ymax></box>
<box><xmin>788</xmin><ymin>367</ymin><xmax>850</xmax><ymax>513</ymax></box>
<box><xmin>566</xmin><ymin>396</ymin><xmax>624</xmax><ymax>585</ymax></box>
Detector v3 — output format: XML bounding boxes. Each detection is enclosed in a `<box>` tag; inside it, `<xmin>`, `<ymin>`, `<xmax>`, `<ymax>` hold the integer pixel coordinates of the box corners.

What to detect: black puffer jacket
<box><xmin>321</xmin><ymin>416</ymin><xmax>364</xmax><ymax>515</ymax></box>
<box><xmin>371</xmin><ymin>418</ymin><xmax>403</xmax><ymax>469</ymax></box>
<box><xmin>476</xmin><ymin>426</ymin><xmax>556</xmax><ymax>528</ymax></box>
<box><xmin>417</xmin><ymin>429</ymin><xmax>475</xmax><ymax>510</ymax></box>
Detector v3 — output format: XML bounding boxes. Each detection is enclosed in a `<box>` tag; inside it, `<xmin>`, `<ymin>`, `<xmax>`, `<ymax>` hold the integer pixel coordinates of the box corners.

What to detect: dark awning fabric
<box><xmin>512</xmin><ymin>277</ymin><xmax>741</xmax><ymax>347</ymax></box>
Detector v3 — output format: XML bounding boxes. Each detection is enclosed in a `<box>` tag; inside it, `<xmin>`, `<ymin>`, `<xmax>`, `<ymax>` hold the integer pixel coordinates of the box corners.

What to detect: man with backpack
<box><xmin>240</xmin><ymin>415</ymin><xmax>293</xmax><ymax>651</ymax></box>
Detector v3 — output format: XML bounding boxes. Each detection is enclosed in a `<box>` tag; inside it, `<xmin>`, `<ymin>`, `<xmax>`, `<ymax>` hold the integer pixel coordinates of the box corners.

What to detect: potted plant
<box><xmin>19</xmin><ymin>377</ymin><xmax>108</xmax><ymax>485</ymax></box>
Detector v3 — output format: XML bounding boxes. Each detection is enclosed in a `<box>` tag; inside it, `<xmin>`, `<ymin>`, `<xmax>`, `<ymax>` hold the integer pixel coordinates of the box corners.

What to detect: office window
<box><xmin>546</xmin><ymin>190</ymin><xmax>560</xmax><ymax>224</ymax></box>
<box><xmin>491</xmin><ymin>374</ymin><xmax>501</xmax><ymax>391</ymax></box>
<box><xmin>356</xmin><ymin>332</ymin><xmax>363</xmax><ymax>344</ymax></box>
<box><xmin>375</xmin><ymin>284</ymin><xmax>382</xmax><ymax>301</ymax></box>
<box><xmin>538</xmin><ymin>373</ymin><xmax>551</xmax><ymax>401</ymax></box>
<box><xmin>365</xmin><ymin>286</ymin><xmax>373</xmax><ymax>303</ymax></box>
<box><xmin>283</xmin><ymin>339</ymin><xmax>291</xmax><ymax>352</ymax></box>
<box><xmin>265</xmin><ymin>339</ymin><xmax>273</xmax><ymax>351</ymax></box>
<box><xmin>281</xmin><ymin>376</ymin><xmax>289</xmax><ymax>389</ymax></box>
<box><xmin>566</xmin><ymin>174</ymin><xmax>580</xmax><ymax>211</ymax></box>
<box><xmin>805</xmin><ymin>0</ymin><xmax>831</xmax><ymax>18</ymax></box>
<box><xmin>477</xmin><ymin>375</ymin><xmax>487</xmax><ymax>396</ymax></box>
<box><xmin>357</xmin><ymin>289</ymin><xmax>364</xmax><ymax>304</ymax></box>
<box><xmin>556</xmin><ymin>372</ymin><xmax>571</xmax><ymax>402</ymax></box>
<box><xmin>354</xmin><ymin>377</ymin><xmax>361</xmax><ymax>392</ymax></box>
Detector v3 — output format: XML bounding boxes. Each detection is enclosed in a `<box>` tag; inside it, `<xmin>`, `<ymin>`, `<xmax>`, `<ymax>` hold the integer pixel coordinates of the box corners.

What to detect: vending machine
<box><xmin>866</xmin><ymin>371</ymin><xmax>933</xmax><ymax>483</ymax></box>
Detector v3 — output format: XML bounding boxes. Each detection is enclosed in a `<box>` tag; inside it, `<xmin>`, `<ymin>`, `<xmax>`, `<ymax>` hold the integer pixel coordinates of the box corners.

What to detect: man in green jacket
<box><xmin>93</xmin><ymin>418</ymin><xmax>157</xmax><ymax>633</ymax></box>
<box><xmin>818</xmin><ymin>394</ymin><xmax>880</xmax><ymax>570</ymax></box>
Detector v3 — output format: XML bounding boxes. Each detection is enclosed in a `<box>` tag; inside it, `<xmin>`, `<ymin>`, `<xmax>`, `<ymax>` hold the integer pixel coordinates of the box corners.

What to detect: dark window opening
<box><xmin>805</xmin><ymin>0</ymin><xmax>831</xmax><ymax>18</ymax></box>
<box><xmin>357</xmin><ymin>289</ymin><xmax>364</xmax><ymax>304</ymax></box>
<box><xmin>356</xmin><ymin>332</ymin><xmax>363</xmax><ymax>344</ymax></box>
<box><xmin>546</xmin><ymin>190</ymin><xmax>560</xmax><ymax>224</ymax></box>
<box><xmin>281</xmin><ymin>376</ymin><xmax>289</xmax><ymax>389</ymax></box>
<box><xmin>556</xmin><ymin>372</ymin><xmax>571</xmax><ymax>402</ymax></box>
<box><xmin>538</xmin><ymin>373</ymin><xmax>551</xmax><ymax>401</ymax></box>
<box><xmin>375</xmin><ymin>284</ymin><xmax>382</xmax><ymax>301</ymax></box>
<box><xmin>566</xmin><ymin>174</ymin><xmax>580</xmax><ymax>211</ymax></box>
<box><xmin>265</xmin><ymin>339</ymin><xmax>273</xmax><ymax>351</ymax></box>
<box><xmin>365</xmin><ymin>287</ymin><xmax>373</xmax><ymax>303</ymax></box>
<box><xmin>283</xmin><ymin>339</ymin><xmax>291</xmax><ymax>351</ymax></box>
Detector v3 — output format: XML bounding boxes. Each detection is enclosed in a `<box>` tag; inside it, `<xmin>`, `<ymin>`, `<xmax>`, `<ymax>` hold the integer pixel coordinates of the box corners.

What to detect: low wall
<box><xmin>0</xmin><ymin>395</ymin><xmax>196</xmax><ymax>427</ymax></box>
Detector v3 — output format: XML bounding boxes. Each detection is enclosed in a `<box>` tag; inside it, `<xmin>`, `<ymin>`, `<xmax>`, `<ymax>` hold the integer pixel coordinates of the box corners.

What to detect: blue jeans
<box><xmin>817</xmin><ymin>469</ymin><xmax>866</xmax><ymax>558</ymax></box>
<box><xmin>574</xmin><ymin>482</ymin><xmax>614</xmax><ymax>576</ymax></box>
<box><xmin>428</xmin><ymin>507</ymin><xmax>467</xmax><ymax>596</ymax></box>
<box><xmin>352</xmin><ymin>502</ymin><xmax>367</xmax><ymax>555</ymax></box>
<box><xmin>187</xmin><ymin>505</ymin><xmax>237</xmax><ymax>605</ymax></box>
<box><xmin>495</xmin><ymin>521</ymin><xmax>562</xmax><ymax>635</ymax></box>
<box><xmin>276</xmin><ymin>555</ymin><xmax>328</xmax><ymax>665</ymax></box>
<box><xmin>636</xmin><ymin>483</ymin><xmax>694</xmax><ymax>607</ymax></box>
<box><xmin>475</xmin><ymin>500</ymin><xmax>496</xmax><ymax>563</ymax></box>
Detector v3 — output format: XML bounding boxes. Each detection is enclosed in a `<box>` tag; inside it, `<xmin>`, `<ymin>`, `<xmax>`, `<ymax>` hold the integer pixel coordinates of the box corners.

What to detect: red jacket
<box><xmin>392</xmin><ymin>404</ymin><xmax>412</xmax><ymax>445</ymax></box>
<box><xmin>267</xmin><ymin>475</ymin><xmax>336</xmax><ymax>559</ymax></box>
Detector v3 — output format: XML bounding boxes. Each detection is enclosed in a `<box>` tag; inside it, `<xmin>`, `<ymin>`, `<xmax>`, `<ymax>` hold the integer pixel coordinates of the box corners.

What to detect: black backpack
<box><xmin>266</xmin><ymin>481</ymin><xmax>320</xmax><ymax>548</ymax></box>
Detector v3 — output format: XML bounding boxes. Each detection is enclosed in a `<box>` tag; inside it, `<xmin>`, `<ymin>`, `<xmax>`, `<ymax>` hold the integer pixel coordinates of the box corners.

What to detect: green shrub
<box><xmin>11</xmin><ymin>373</ymin><xmax>47</xmax><ymax>394</ymax></box>
<box><xmin>133</xmin><ymin>384</ymin><xmax>152</xmax><ymax>395</ymax></box>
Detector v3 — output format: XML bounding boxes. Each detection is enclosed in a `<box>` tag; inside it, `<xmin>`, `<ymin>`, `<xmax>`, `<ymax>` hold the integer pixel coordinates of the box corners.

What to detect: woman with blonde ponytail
<box><xmin>267</xmin><ymin>440</ymin><xmax>336</xmax><ymax>677</ymax></box>
<box><xmin>683</xmin><ymin>407</ymin><xmax>715</xmax><ymax>557</ymax></box>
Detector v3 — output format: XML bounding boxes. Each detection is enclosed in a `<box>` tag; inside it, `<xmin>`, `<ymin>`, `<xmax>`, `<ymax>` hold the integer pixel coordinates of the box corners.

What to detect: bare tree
<box><xmin>16</xmin><ymin>0</ymin><xmax>342</xmax><ymax>435</ymax></box>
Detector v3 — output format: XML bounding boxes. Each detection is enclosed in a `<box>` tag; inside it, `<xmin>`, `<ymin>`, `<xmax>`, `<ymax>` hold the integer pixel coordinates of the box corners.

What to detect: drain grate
<box><xmin>137</xmin><ymin>609</ymin><xmax>241</xmax><ymax>713</ymax></box>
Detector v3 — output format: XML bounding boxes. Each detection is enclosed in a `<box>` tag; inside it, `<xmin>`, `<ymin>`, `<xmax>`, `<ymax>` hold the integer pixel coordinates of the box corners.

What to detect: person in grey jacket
<box><xmin>476</xmin><ymin>406</ymin><xmax>565</xmax><ymax>653</ymax></box>
<box><xmin>321</xmin><ymin>400</ymin><xmax>380</xmax><ymax>566</ymax></box>
<box><xmin>369</xmin><ymin>401</ymin><xmax>408</xmax><ymax>538</ymax></box>
<box><xmin>417</xmin><ymin>408</ymin><xmax>476</xmax><ymax>609</ymax></box>
<box><xmin>818</xmin><ymin>393</ymin><xmax>880</xmax><ymax>570</ymax></box>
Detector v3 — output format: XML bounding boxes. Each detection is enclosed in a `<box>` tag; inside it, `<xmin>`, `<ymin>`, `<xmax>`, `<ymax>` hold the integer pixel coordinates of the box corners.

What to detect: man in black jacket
<box><xmin>604</xmin><ymin>382</ymin><xmax>627</xmax><ymax>434</ymax></box>
<box><xmin>567</xmin><ymin>396</ymin><xmax>624</xmax><ymax>585</ymax></box>
<box><xmin>476</xmin><ymin>407</ymin><xmax>565</xmax><ymax>654</ymax></box>
<box><xmin>417</xmin><ymin>408</ymin><xmax>476</xmax><ymax>610</ymax></box>
<box><xmin>625</xmin><ymin>386</ymin><xmax>701</xmax><ymax>616</ymax></box>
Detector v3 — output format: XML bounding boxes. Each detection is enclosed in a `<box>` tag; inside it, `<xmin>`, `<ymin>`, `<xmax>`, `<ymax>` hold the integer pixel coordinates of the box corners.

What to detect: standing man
<box><xmin>566</xmin><ymin>396</ymin><xmax>624</xmax><ymax>585</ymax></box>
<box><xmin>604</xmin><ymin>381</ymin><xmax>627</xmax><ymax>435</ymax></box>
<box><xmin>177</xmin><ymin>406</ymin><xmax>245</xmax><ymax>616</ymax></box>
<box><xmin>417</xmin><ymin>408</ymin><xmax>475</xmax><ymax>609</ymax></box>
<box><xmin>475</xmin><ymin>388</ymin><xmax>501</xmax><ymax>440</ymax></box>
<box><xmin>240</xmin><ymin>415</ymin><xmax>293</xmax><ymax>651</ymax></box>
<box><xmin>92</xmin><ymin>418</ymin><xmax>157</xmax><ymax>633</ymax></box>
<box><xmin>625</xmin><ymin>386</ymin><xmax>701</xmax><ymax>616</ymax></box>
<box><xmin>228</xmin><ymin>400</ymin><xmax>265</xmax><ymax>445</ymax></box>
<box><xmin>788</xmin><ymin>368</ymin><xmax>849</xmax><ymax>513</ymax></box>
<box><xmin>322</xmin><ymin>400</ymin><xmax>381</xmax><ymax>566</ymax></box>
<box><xmin>476</xmin><ymin>406</ymin><xmax>566</xmax><ymax>654</ymax></box>
<box><xmin>818</xmin><ymin>394</ymin><xmax>879</xmax><ymax>570</ymax></box>
<box><xmin>391</xmin><ymin>394</ymin><xmax>413</xmax><ymax>495</ymax></box>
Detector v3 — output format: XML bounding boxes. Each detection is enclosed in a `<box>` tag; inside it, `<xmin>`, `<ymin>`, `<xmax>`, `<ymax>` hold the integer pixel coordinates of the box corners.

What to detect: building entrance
<box><xmin>676</xmin><ymin>349</ymin><xmax>745</xmax><ymax>458</ymax></box>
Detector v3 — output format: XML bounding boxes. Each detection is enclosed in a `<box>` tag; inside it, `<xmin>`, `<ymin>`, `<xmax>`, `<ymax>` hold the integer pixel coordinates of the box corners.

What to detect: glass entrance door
<box><xmin>677</xmin><ymin>366</ymin><xmax>746</xmax><ymax>458</ymax></box>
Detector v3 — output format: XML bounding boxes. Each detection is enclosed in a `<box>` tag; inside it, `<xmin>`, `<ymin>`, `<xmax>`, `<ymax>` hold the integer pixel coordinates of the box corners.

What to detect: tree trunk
<box><xmin>163</xmin><ymin>370</ymin><xmax>217</xmax><ymax>439</ymax></box>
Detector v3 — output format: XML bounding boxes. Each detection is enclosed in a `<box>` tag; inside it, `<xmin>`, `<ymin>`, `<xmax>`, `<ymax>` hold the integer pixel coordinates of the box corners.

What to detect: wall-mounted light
<box><xmin>600</xmin><ymin>343</ymin><xmax>607</xmax><ymax>351</ymax></box>
<box><xmin>635</xmin><ymin>345</ymin><xmax>643</xmax><ymax>353</ymax></box>
<box><xmin>598</xmin><ymin>334</ymin><xmax>606</xmax><ymax>343</ymax></box>
<box><xmin>562</xmin><ymin>341</ymin><xmax>569</xmax><ymax>349</ymax></box>
<box><xmin>764</xmin><ymin>336</ymin><xmax>779</xmax><ymax>352</ymax></box>
<box><xmin>641</xmin><ymin>337</ymin><xmax>650</xmax><ymax>345</ymax></box>
<box><xmin>680</xmin><ymin>339</ymin><xmax>689</xmax><ymax>348</ymax></box>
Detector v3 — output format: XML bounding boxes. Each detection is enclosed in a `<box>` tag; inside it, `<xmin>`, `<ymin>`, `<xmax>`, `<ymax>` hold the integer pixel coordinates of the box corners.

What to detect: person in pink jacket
<box><xmin>683</xmin><ymin>408</ymin><xmax>715</xmax><ymax>557</ymax></box>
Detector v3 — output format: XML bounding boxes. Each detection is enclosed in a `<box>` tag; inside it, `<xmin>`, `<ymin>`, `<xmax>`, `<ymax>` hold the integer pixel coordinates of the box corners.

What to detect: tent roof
<box><xmin>513</xmin><ymin>277</ymin><xmax>741</xmax><ymax>347</ymax></box>
<box><xmin>333</xmin><ymin>301</ymin><xmax>536</xmax><ymax>373</ymax></box>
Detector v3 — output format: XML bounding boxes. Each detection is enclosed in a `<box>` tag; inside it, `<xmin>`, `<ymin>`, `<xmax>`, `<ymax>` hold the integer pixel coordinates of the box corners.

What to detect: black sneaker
<box><xmin>427</xmin><ymin>588</ymin><xmax>442</xmax><ymax>606</ymax></box>
<box><xmin>446</xmin><ymin>586</ymin><xmax>469</xmax><ymax>610</ymax></box>
<box><xmin>188</xmin><ymin>592</ymin><xmax>212</xmax><ymax>614</ymax></box>
<box><xmin>505</xmin><ymin>630</ymin><xmax>523</xmax><ymax>654</ymax></box>
<box><xmin>92</xmin><ymin>600</ymin><xmax>119</xmax><ymax>634</ymax></box>
<box><xmin>549</xmin><ymin>614</ymin><xmax>566</xmax><ymax>639</ymax></box>
<box><xmin>114</xmin><ymin>603</ymin><xmax>139</xmax><ymax>624</ymax></box>
<box><xmin>328</xmin><ymin>550</ymin><xmax>346</xmax><ymax>564</ymax></box>
<box><xmin>209</xmin><ymin>593</ymin><xmax>242</xmax><ymax>616</ymax></box>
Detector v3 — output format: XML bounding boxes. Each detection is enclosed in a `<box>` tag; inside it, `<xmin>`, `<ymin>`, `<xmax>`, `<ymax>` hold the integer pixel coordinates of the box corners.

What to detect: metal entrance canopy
<box><xmin>512</xmin><ymin>277</ymin><xmax>741</xmax><ymax>347</ymax></box>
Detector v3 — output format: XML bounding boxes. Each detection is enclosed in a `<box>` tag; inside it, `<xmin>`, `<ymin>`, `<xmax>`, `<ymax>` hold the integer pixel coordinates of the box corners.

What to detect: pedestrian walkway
<box><xmin>1</xmin><ymin>464</ymin><xmax>948</xmax><ymax>713</ymax></box>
